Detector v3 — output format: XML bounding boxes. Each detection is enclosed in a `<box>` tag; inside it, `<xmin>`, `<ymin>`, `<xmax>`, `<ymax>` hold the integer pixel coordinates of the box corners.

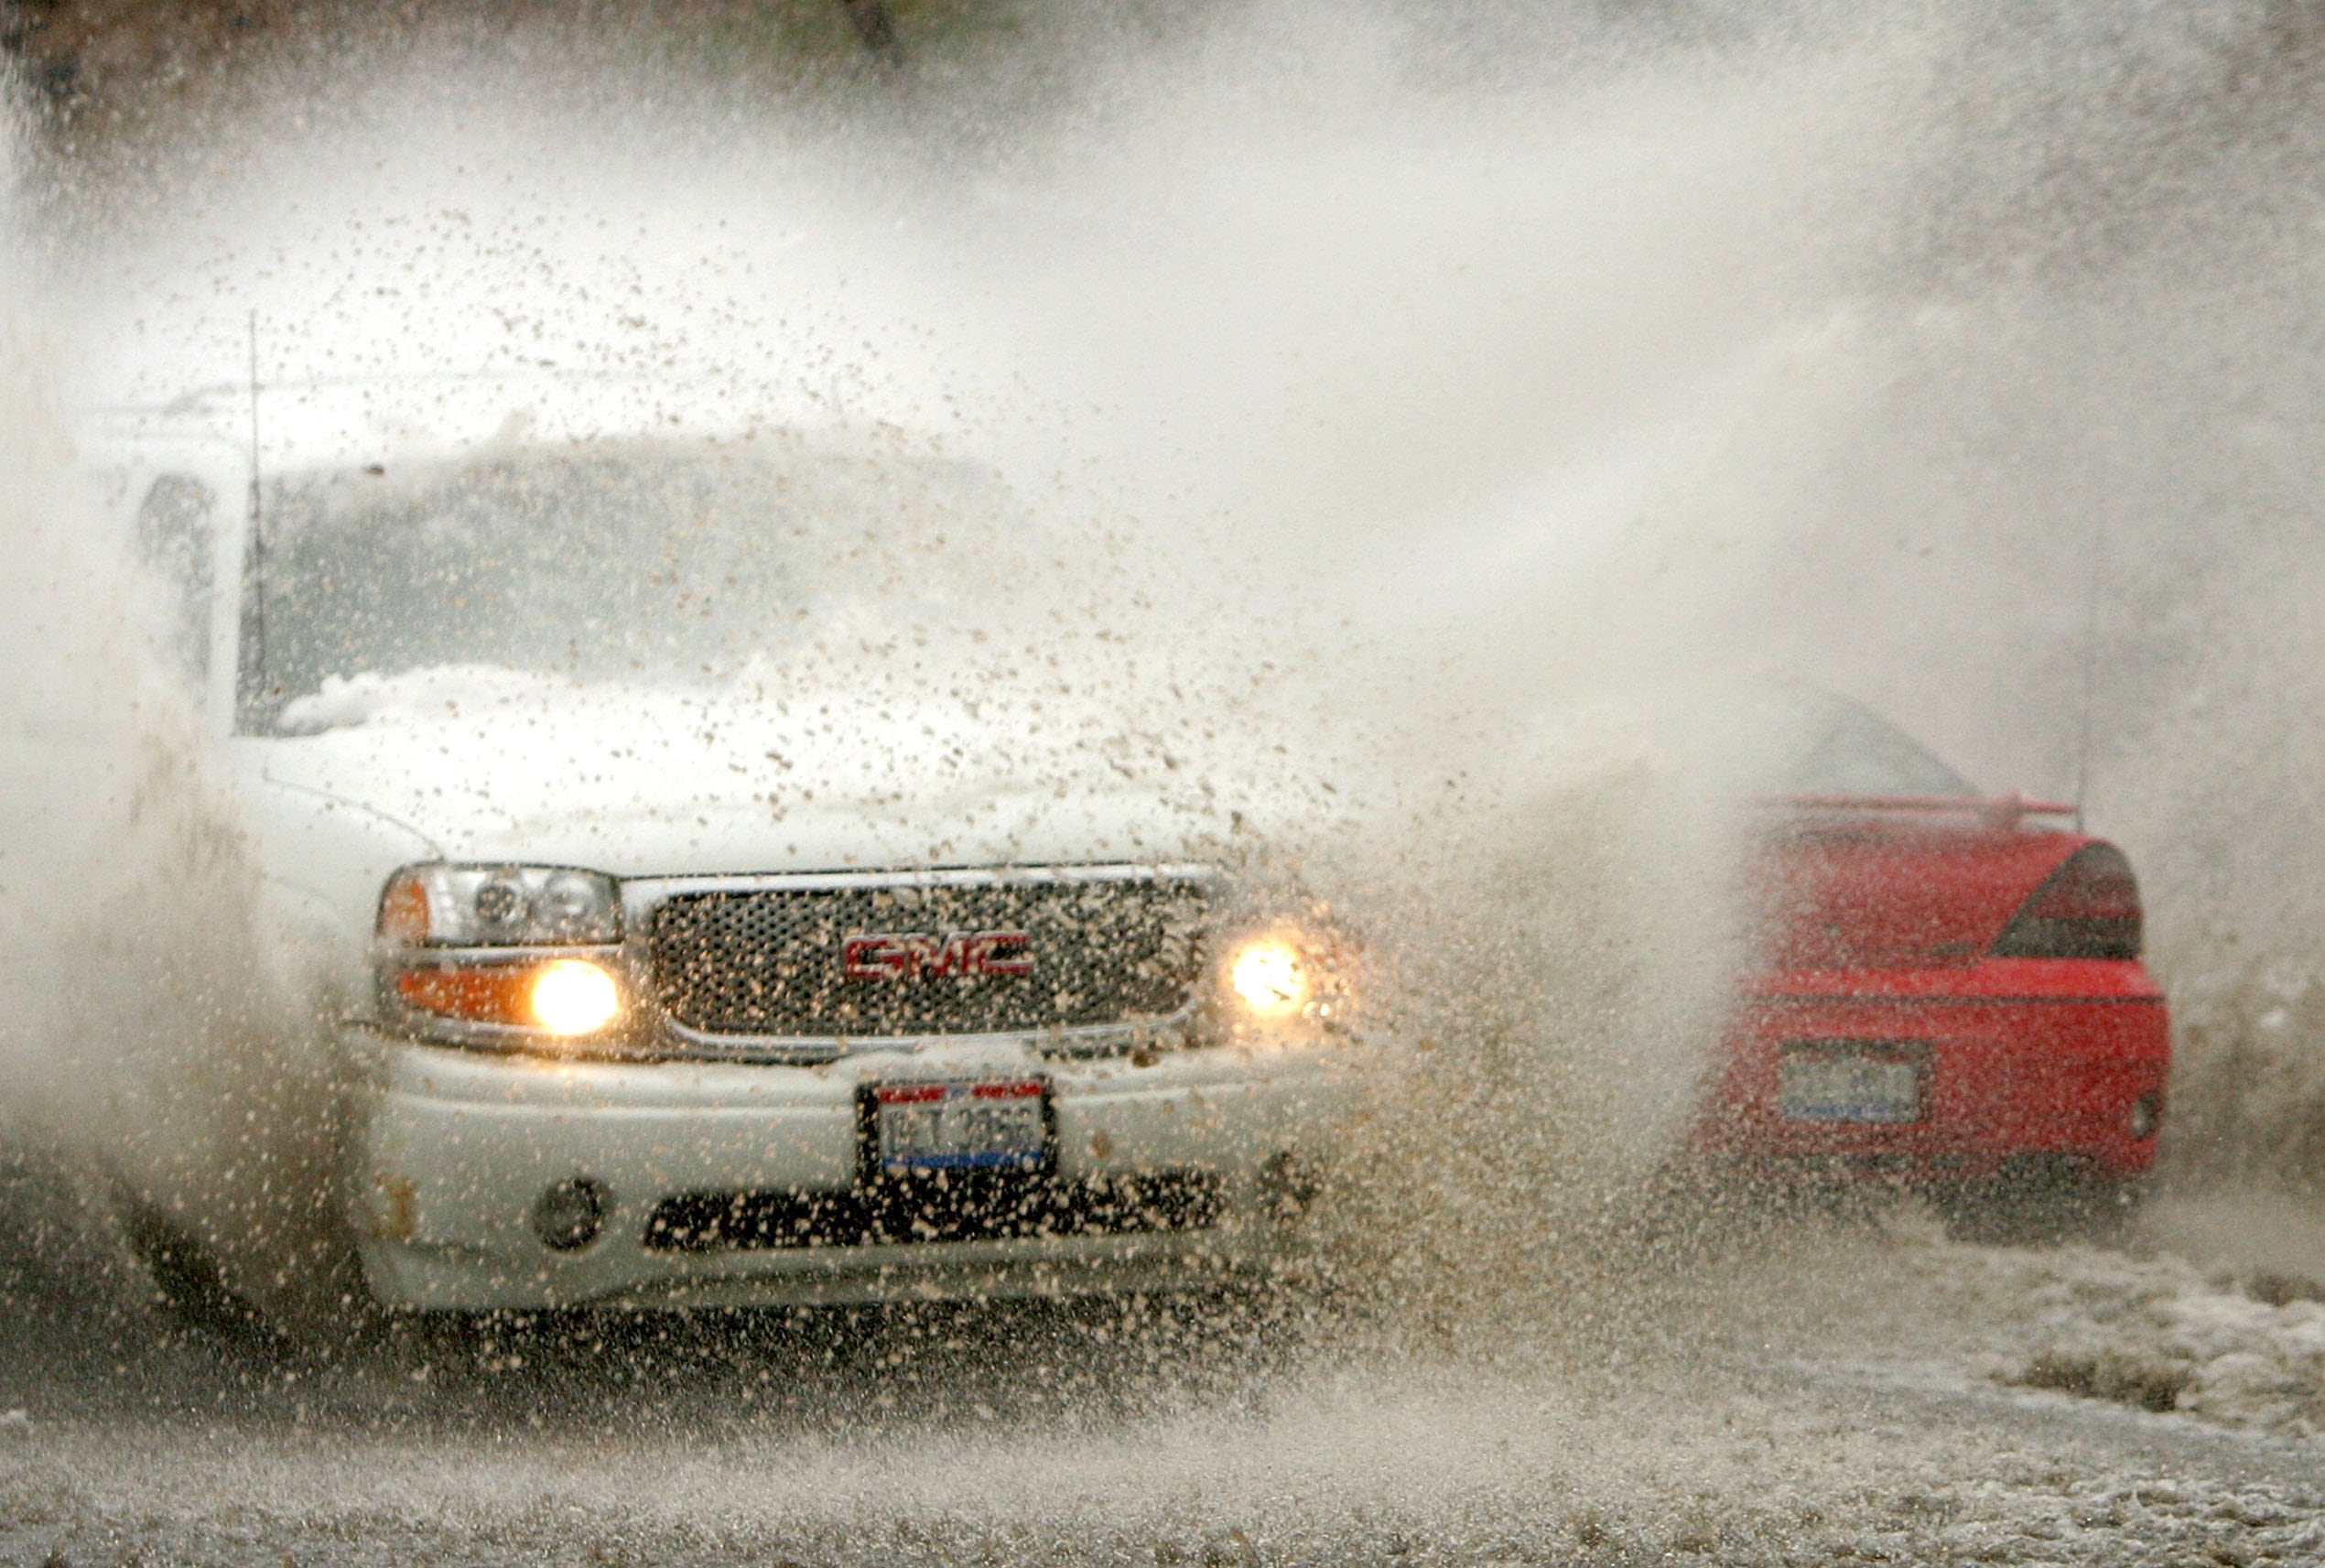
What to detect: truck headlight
<box><xmin>528</xmin><ymin>958</ymin><xmax>624</xmax><ymax>1035</ymax></box>
<box><xmin>1217</xmin><ymin>921</ymin><xmax>1356</xmax><ymax>1044</ymax></box>
<box><xmin>378</xmin><ymin>864</ymin><xmax>622</xmax><ymax>946</ymax></box>
<box><xmin>378</xmin><ymin>863</ymin><xmax>629</xmax><ymax>1046</ymax></box>
<box><xmin>1229</xmin><ymin>936</ymin><xmax>1312</xmax><ymax>1016</ymax></box>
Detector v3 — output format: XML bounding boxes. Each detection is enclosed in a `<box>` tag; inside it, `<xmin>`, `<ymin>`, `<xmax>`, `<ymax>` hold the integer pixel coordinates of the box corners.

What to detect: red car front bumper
<box><xmin>1692</xmin><ymin>957</ymin><xmax>2168</xmax><ymax>1185</ymax></box>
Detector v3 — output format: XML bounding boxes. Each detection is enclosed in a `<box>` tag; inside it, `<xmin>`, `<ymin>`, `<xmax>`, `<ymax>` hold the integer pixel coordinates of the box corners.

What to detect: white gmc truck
<box><xmin>88</xmin><ymin>376</ymin><xmax>1356</xmax><ymax>1323</ymax></box>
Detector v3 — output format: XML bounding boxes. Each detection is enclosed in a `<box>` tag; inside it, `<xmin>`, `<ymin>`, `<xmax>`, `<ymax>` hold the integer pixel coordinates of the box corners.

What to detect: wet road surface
<box><xmin>0</xmin><ymin>1161</ymin><xmax>2318</xmax><ymax>1567</ymax></box>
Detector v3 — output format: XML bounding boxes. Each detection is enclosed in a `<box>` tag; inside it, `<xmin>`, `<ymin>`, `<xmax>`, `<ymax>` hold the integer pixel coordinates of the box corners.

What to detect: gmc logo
<box><xmin>843</xmin><ymin>930</ymin><xmax>1034</xmax><ymax>980</ymax></box>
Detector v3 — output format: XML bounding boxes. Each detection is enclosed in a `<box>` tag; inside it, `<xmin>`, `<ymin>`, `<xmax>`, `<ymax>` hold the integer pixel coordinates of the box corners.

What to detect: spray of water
<box><xmin>6</xmin><ymin>2</ymin><xmax>2325</xmax><ymax>1376</ymax></box>
<box><xmin>11</xmin><ymin>5</ymin><xmax>2325</xmax><ymax>1563</ymax></box>
<box><xmin>2</xmin><ymin>74</ymin><xmax>377</xmax><ymax>1343</ymax></box>
<box><xmin>0</xmin><ymin>6</ymin><xmax>1901</xmax><ymax>1346</ymax></box>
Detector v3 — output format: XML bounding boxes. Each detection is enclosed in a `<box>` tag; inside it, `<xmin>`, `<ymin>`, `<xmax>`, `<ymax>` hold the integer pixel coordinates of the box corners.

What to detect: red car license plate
<box><xmin>1779</xmin><ymin>1047</ymin><xmax>1924</xmax><ymax>1124</ymax></box>
<box><xmin>871</xmin><ymin>1080</ymin><xmax>1048</xmax><ymax>1174</ymax></box>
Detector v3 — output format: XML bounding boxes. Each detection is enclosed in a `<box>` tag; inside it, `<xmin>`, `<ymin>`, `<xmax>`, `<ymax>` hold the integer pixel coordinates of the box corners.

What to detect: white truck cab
<box><xmin>89</xmin><ymin>377</ymin><xmax>1355</xmax><ymax>1318</ymax></box>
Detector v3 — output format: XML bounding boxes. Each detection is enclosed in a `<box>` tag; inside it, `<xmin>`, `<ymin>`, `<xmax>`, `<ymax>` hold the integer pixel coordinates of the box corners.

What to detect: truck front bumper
<box><xmin>347</xmin><ymin>1030</ymin><xmax>1347</xmax><ymax>1311</ymax></box>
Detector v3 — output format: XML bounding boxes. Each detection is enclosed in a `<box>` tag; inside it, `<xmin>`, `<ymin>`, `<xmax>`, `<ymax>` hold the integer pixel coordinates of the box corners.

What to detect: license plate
<box><xmin>870</xmin><ymin>1080</ymin><xmax>1048</xmax><ymax>1174</ymax></box>
<box><xmin>1779</xmin><ymin>1049</ymin><xmax>1923</xmax><ymax>1124</ymax></box>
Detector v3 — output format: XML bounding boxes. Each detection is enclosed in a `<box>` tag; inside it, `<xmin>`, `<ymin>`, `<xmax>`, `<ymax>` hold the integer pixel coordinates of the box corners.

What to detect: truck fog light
<box><xmin>530</xmin><ymin>958</ymin><xmax>622</xmax><ymax>1035</ymax></box>
<box><xmin>533</xmin><ymin>1178</ymin><xmax>607</xmax><ymax>1251</ymax></box>
<box><xmin>2129</xmin><ymin>1091</ymin><xmax>2162</xmax><ymax>1141</ymax></box>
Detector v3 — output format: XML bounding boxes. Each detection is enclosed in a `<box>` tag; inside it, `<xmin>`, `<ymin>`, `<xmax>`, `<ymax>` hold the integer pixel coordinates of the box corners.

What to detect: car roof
<box><xmin>76</xmin><ymin>370</ymin><xmax>937</xmax><ymax>481</ymax></box>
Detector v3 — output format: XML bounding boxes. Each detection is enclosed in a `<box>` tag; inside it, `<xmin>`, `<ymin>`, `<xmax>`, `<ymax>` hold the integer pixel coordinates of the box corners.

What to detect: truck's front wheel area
<box><xmin>119</xmin><ymin>1200</ymin><xmax>276</xmax><ymax>1343</ymax></box>
<box><xmin>118</xmin><ymin>1192</ymin><xmax>382</xmax><ymax>1358</ymax></box>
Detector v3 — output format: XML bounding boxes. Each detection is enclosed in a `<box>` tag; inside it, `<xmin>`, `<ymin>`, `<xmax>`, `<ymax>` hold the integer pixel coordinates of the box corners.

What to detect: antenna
<box><xmin>240</xmin><ymin>308</ymin><xmax>269</xmax><ymax>728</ymax></box>
<box><xmin>2071</xmin><ymin>509</ymin><xmax>2105</xmax><ymax>834</ymax></box>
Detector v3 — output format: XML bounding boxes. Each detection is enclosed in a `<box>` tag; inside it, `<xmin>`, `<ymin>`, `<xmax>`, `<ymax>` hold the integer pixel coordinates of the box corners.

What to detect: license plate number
<box><xmin>1779</xmin><ymin>1050</ymin><xmax>1923</xmax><ymax>1124</ymax></box>
<box><xmin>871</xmin><ymin>1080</ymin><xmax>1048</xmax><ymax>1173</ymax></box>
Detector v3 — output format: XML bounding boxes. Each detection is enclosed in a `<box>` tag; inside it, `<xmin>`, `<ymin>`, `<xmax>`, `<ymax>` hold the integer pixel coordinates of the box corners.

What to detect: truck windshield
<box><xmin>239</xmin><ymin>442</ymin><xmax>994</xmax><ymax>731</ymax></box>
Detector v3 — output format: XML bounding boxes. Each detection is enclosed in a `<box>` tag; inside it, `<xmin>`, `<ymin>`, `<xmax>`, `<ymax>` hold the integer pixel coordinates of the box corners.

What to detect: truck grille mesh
<box><xmin>645</xmin><ymin>873</ymin><xmax>1214</xmax><ymax>1039</ymax></box>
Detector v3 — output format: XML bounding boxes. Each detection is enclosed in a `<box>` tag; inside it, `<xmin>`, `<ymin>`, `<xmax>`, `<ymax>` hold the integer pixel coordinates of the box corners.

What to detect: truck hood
<box><xmin>230</xmin><ymin>665</ymin><xmax>1298</xmax><ymax>879</ymax></box>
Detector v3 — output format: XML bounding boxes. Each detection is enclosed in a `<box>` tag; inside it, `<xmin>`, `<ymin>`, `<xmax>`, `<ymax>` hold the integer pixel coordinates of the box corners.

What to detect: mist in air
<box><xmin>0</xmin><ymin>1</ymin><xmax>1905</xmax><ymax>1314</ymax></box>
<box><xmin>8</xmin><ymin>4</ymin><xmax>2325</xmax><ymax>1563</ymax></box>
<box><xmin>4</xmin><ymin>0</ymin><xmax>2325</xmax><ymax>1444</ymax></box>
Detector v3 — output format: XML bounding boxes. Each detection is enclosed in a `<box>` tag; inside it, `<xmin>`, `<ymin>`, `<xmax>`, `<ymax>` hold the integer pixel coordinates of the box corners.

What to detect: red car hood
<box><xmin>1746</xmin><ymin>795</ymin><xmax>2086</xmax><ymax>972</ymax></box>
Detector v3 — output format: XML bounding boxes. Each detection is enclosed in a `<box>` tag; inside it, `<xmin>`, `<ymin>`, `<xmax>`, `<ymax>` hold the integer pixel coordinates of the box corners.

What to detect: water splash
<box><xmin>11</xmin><ymin>3</ymin><xmax>2324</xmax><ymax>1359</ymax></box>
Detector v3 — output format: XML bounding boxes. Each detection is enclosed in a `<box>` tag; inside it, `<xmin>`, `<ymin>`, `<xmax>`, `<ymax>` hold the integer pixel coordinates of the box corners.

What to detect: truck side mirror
<box><xmin>135</xmin><ymin>473</ymin><xmax>216</xmax><ymax>685</ymax></box>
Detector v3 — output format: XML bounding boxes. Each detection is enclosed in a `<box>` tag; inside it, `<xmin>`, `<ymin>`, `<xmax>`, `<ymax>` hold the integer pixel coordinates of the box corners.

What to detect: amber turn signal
<box><xmin>396</xmin><ymin>958</ymin><xmax>623</xmax><ymax>1035</ymax></box>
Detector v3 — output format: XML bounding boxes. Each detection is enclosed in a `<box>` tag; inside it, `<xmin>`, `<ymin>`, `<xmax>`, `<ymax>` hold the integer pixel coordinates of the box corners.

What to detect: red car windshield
<box><xmin>1757</xmin><ymin>690</ymin><xmax>1977</xmax><ymax>798</ymax></box>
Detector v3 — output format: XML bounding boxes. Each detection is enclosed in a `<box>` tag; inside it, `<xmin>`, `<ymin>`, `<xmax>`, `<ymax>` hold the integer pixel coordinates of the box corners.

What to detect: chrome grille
<box><xmin>644</xmin><ymin>869</ymin><xmax>1215</xmax><ymax>1040</ymax></box>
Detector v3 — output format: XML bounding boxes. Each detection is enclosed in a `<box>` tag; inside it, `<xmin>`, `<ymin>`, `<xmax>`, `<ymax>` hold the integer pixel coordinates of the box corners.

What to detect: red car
<box><xmin>1692</xmin><ymin>697</ymin><xmax>2168</xmax><ymax>1237</ymax></box>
